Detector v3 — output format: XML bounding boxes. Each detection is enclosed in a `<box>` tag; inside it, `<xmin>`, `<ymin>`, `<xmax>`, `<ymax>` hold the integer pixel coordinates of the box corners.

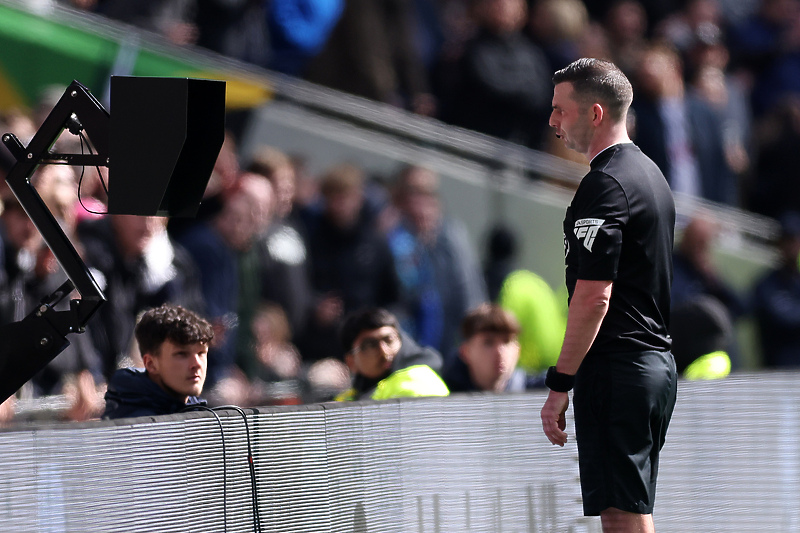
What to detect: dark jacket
<box><xmin>256</xmin><ymin>221</ymin><xmax>313</xmax><ymax>343</ymax></box>
<box><xmin>306</xmin><ymin>208</ymin><xmax>400</xmax><ymax>312</ymax></box>
<box><xmin>442</xmin><ymin>355</ymin><xmax>533</xmax><ymax>393</ymax></box>
<box><xmin>299</xmin><ymin>208</ymin><xmax>400</xmax><ymax>361</ymax></box>
<box><xmin>753</xmin><ymin>267</ymin><xmax>800</xmax><ymax>368</ymax></box>
<box><xmin>448</xmin><ymin>28</ymin><xmax>551</xmax><ymax>147</ymax></box>
<box><xmin>632</xmin><ymin>94</ymin><xmax>736</xmax><ymax>206</ymax></box>
<box><xmin>103</xmin><ymin>368</ymin><xmax>206</xmax><ymax>419</ymax></box>
<box><xmin>671</xmin><ymin>253</ymin><xmax>747</xmax><ymax>319</ymax></box>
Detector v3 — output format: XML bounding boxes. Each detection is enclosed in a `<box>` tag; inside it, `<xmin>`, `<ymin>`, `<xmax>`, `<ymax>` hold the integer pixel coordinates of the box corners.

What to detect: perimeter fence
<box><xmin>1</xmin><ymin>372</ymin><xmax>799</xmax><ymax>532</ymax></box>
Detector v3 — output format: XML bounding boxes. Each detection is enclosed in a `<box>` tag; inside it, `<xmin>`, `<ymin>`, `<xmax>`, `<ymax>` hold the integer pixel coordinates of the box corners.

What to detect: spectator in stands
<box><xmin>671</xmin><ymin>8</ymin><xmax>753</xmax><ymax>186</ymax></box>
<box><xmin>79</xmin><ymin>214</ymin><xmax>205</xmax><ymax>379</ymax></box>
<box><xmin>654</xmin><ymin>0</ymin><xmax>724</xmax><ymax>55</ymax></box>
<box><xmin>245</xmin><ymin>303</ymin><xmax>304</xmax><ymax>405</ymax></box>
<box><xmin>602</xmin><ymin>0</ymin><xmax>649</xmax><ymax>77</ymax></box>
<box><xmin>336</xmin><ymin>307</ymin><xmax>448</xmax><ymax>401</ymax></box>
<box><xmin>267</xmin><ymin>0</ymin><xmax>344</xmax><ymax>76</ymax></box>
<box><xmin>483</xmin><ymin>223</ymin><xmax>518</xmax><ymax>302</ymax></box>
<box><xmin>584</xmin><ymin>0</ymin><xmax>680</xmax><ymax>32</ymax></box>
<box><xmin>387</xmin><ymin>165</ymin><xmax>487</xmax><ymax>365</ymax></box>
<box><xmin>445</xmin><ymin>0</ymin><xmax>552</xmax><ymax>147</ymax></box>
<box><xmin>248</xmin><ymin>146</ymin><xmax>302</xmax><ymax>228</ymax></box>
<box><xmin>428</xmin><ymin>0</ymin><xmax>478</xmax><ymax>118</ymax></box>
<box><xmin>527</xmin><ymin>0</ymin><xmax>590</xmax><ymax>73</ymax></box>
<box><xmin>230</xmin><ymin>175</ymin><xmax>280</xmax><ymax>378</ymax></box>
<box><xmin>32</xmin><ymin>164</ymin><xmax>91</xmax><ymax>239</ymax></box>
<box><xmin>727</xmin><ymin>0</ymin><xmax>800</xmax><ymax>118</ymax></box>
<box><xmin>672</xmin><ymin>214</ymin><xmax>747</xmax><ymax>319</ymax></box>
<box><xmin>177</xmin><ymin>175</ymin><xmax>267</xmax><ymax>387</ymax></box>
<box><xmin>301</xmin><ymin>163</ymin><xmax>401</xmax><ymax>362</ymax></box>
<box><xmin>98</xmin><ymin>0</ymin><xmax>199</xmax><ymax>46</ymax></box>
<box><xmin>287</xmin><ymin>154</ymin><xmax>321</xmax><ymax>223</ymax></box>
<box><xmin>209</xmin><ymin>300</ymin><xmax>313</xmax><ymax>408</ymax></box>
<box><xmin>194</xmin><ymin>0</ymin><xmax>269</xmax><ymax>66</ymax></box>
<box><xmin>305</xmin><ymin>356</ymin><xmax>352</xmax><ymax>402</ymax></box>
<box><xmin>631</xmin><ymin>43</ymin><xmax>738</xmax><ymax>205</ymax></box>
<box><xmin>103</xmin><ymin>304</ymin><xmax>213</xmax><ymax>419</ymax></box>
<box><xmin>443</xmin><ymin>302</ymin><xmax>532</xmax><ymax>392</ymax></box>
<box><xmin>752</xmin><ymin>211</ymin><xmax>800</xmax><ymax>368</ymax></box>
<box><xmin>246</xmin><ymin>147</ymin><xmax>313</xmax><ymax>340</ymax></box>
<box><xmin>689</xmin><ymin>61</ymin><xmax>752</xmax><ymax>183</ymax></box>
<box><xmin>748</xmin><ymin>97</ymin><xmax>800</xmax><ymax>218</ymax></box>
<box><xmin>304</xmin><ymin>0</ymin><xmax>435</xmax><ymax>115</ymax></box>
<box><xmin>670</xmin><ymin>294</ymin><xmax>733</xmax><ymax>379</ymax></box>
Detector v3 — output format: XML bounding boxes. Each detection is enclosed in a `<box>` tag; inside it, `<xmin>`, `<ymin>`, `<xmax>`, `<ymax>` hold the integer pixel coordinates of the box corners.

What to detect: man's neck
<box><xmin>586</xmin><ymin>124</ymin><xmax>631</xmax><ymax>161</ymax></box>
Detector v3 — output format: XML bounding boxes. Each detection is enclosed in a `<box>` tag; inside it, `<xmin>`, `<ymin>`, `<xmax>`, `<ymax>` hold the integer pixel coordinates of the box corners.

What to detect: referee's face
<box><xmin>550</xmin><ymin>82</ymin><xmax>593</xmax><ymax>156</ymax></box>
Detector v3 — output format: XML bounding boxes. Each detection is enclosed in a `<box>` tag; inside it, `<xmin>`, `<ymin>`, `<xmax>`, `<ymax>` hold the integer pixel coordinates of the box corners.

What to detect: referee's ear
<box><xmin>591</xmin><ymin>103</ymin><xmax>604</xmax><ymax>125</ymax></box>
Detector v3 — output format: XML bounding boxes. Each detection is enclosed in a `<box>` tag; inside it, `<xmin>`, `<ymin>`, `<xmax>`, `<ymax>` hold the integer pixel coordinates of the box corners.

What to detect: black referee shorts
<box><xmin>573</xmin><ymin>350</ymin><xmax>677</xmax><ymax>516</ymax></box>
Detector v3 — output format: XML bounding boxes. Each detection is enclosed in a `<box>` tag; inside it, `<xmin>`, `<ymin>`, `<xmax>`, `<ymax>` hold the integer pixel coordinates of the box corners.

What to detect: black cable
<box><xmin>76</xmin><ymin>131</ymin><xmax>109</xmax><ymax>215</ymax></box>
<box><xmin>182</xmin><ymin>405</ymin><xmax>228</xmax><ymax>532</ymax></box>
<box><xmin>213</xmin><ymin>405</ymin><xmax>263</xmax><ymax>533</ymax></box>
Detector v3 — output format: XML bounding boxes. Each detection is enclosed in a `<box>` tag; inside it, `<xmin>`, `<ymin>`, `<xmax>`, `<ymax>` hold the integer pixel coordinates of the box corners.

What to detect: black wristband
<box><xmin>545</xmin><ymin>366</ymin><xmax>575</xmax><ymax>392</ymax></box>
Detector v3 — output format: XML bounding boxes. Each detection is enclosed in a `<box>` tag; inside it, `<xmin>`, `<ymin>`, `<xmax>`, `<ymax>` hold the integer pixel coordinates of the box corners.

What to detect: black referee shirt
<box><xmin>563</xmin><ymin>143</ymin><xmax>675</xmax><ymax>356</ymax></box>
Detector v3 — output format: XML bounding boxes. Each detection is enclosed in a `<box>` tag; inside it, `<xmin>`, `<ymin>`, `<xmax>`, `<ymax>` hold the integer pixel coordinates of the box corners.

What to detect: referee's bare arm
<box><xmin>541</xmin><ymin>279</ymin><xmax>612</xmax><ymax>446</ymax></box>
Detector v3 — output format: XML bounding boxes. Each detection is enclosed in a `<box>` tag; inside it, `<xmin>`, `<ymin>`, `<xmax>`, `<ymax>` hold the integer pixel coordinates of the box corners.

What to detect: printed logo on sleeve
<box><xmin>574</xmin><ymin>218</ymin><xmax>604</xmax><ymax>252</ymax></box>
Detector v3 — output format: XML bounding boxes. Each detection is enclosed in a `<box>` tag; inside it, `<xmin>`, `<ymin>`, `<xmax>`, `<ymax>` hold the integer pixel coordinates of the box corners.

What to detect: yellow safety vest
<box><xmin>498</xmin><ymin>270</ymin><xmax>566</xmax><ymax>372</ymax></box>
<box><xmin>336</xmin><ymin>365</ymin><xmax>450</xmax><ymax>401</ymax></box>
<box><xmin>683</xmin><ymin>350</ymin><xmax>731</xmax><ymax>380</ymax></box>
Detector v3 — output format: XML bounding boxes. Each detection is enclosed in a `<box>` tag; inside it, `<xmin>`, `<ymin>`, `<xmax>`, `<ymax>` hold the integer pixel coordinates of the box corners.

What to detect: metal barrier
<box><xmin>1</xmin><ymin>372</ymin><xmax>799</xmax><ymax>532</ymax></box>
<box><xmin>0</xmin><ymin>394</ymin><xmax>584</xmax><ymax>533</ymax></box>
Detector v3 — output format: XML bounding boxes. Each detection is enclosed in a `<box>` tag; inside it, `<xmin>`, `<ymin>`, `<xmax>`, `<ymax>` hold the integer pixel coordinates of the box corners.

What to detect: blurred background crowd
<box><xmin>52</xmin><ymin>0</ymin><xmax>800</xmax><ymax>216</ymax></box>
<box><xmin>1</xmin><ymin>0</ymin><xmax>800</xmax><ymax>421</ymax></box>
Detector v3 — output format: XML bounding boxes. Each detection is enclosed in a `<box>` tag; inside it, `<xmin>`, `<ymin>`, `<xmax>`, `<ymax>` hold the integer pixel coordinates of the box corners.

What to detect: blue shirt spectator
<box><xmin>268</xmin><ymin>0</ymin><xmax>344</xmax><ymax>75</ymax></box>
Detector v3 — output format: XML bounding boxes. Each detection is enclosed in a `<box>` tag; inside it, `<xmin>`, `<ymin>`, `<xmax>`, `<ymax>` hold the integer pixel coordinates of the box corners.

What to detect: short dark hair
<box><xmin>552</xmin><ymin>57</ymin><xmax>633</xmax><ymax>122</ymax></box>
<box><xmin>340</xmin><ymin>307</ymin><xmax>400</xmax><ymax>351</ymax></box>
<box><xmin>461</xmin><ymin>303</ymin><xmax>521</xmax><ymax>340</ymax></box>
<box><xmin>135</xmin><ymin>304</ymin><xmax>214</xmax><ymax>356</ymax></box>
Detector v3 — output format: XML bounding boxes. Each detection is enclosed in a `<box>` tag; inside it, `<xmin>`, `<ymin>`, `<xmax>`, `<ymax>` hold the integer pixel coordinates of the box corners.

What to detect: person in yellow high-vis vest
<box><xmin>336</xmin><ymin>307</ymin><xmax>449</xmax><ymax>401</ymax></box>
<box><xmin>670</xmin><ymin>294</ymin><xmax>732</xmax><ymax>380</ymax></box>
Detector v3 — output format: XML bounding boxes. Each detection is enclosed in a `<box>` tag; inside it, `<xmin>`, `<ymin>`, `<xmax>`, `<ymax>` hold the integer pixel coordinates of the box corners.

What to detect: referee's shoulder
<box><xmin>581</xmin><ymin>169</ymin><xmax>623</xmax><ymax>192</ymax></box>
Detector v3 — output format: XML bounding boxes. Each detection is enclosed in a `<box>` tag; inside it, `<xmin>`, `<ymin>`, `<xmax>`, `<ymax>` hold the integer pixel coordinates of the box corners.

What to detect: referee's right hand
<box><xmin>541</xmin><ymin>390</ymin><xmax>569</xmax><ymax>446</ymax></box>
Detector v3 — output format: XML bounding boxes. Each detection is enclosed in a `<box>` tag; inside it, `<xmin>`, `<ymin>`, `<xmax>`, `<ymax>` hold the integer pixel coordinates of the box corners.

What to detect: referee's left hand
<box><xmin>541</xmin><ymin>390</ymin><xmax>569</xmax><ymax>446</ymax></box>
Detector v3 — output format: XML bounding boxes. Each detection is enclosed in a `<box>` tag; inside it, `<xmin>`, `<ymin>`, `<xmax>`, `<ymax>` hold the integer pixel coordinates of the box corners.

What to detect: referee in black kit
<box><xmin>540</xmin><ymin>58</ymin><xmax>677</xmax><ymax>533</ymax></box>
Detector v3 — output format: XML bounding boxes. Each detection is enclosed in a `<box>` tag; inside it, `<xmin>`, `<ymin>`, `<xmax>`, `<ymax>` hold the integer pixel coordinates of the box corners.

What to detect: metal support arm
<box><xmin>0</xmin><ymin>80</ymin><xmax>109</xmax><ymax>403</ymax></box>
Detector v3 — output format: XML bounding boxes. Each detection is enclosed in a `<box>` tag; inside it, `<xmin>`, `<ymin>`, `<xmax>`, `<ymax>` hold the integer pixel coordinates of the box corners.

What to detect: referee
<box><xmin>540</xmin><ymin>58</ymin><xmax>677</xmax><ymax>533</ymax></box>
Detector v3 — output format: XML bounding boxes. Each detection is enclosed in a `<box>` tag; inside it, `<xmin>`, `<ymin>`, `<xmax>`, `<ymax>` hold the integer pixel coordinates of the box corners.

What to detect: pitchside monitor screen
<box><xmin>108</xmin><ymin>76</ymin><xmax>225</xmax><ymax>217</ymax></box>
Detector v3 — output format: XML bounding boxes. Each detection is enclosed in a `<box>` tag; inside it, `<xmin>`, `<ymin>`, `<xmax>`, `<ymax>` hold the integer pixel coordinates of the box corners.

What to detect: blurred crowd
<box><xmin>1</xmin><ymin>0</ymin><xmax>800</xmax><ymax>422</ymax></box>
<box><xmin>0</xmin><ymin>106</ymin><xmax>544</xmax><ymax>421</ymax></box>
<box><xmin>54</xmin><ymin>0</ymin><xmax>800</xmax><ymax>215</ymax></box>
